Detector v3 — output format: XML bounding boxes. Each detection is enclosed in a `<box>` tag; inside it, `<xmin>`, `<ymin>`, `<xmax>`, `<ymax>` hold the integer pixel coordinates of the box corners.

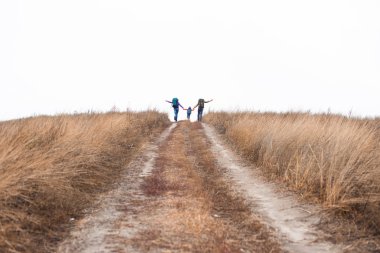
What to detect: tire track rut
<box><xmin>203</xmin><ymin>124</ymin><xmax>341</xmax><ymax>253</ymax></box>
<box><xmin>57</xmin><ymin>124</ymin><xmax>176</xmax><ymax>252</ymax></box>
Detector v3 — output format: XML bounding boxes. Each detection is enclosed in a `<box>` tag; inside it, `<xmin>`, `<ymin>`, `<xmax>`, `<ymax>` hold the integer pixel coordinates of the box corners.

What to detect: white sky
<box><xmin>1</xmin><ymin>0</ymin><xmax>380</xmax><ymax>121</ymax></box>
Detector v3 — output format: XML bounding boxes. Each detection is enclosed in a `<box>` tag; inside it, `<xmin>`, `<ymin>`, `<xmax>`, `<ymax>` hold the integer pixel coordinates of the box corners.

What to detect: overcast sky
<box><xmin>1</xmin><ymin>0</ymin><xmax>380</xmax><ymax>121</ymax></box>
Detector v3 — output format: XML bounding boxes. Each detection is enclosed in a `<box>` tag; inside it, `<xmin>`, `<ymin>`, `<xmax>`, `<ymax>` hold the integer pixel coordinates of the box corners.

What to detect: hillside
<box><xmin>1</xmin><ymin>111</ymin><xmax>379</xmax><ymax>252</ymax></box>
<box><xmin>0</xmin><ymin>111</ymin><xmax>170</xmax><ymax>252</ymax></box>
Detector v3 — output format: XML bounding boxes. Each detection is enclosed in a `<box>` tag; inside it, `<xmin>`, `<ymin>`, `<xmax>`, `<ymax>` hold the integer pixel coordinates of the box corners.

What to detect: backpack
<box><xmin>198</xmin><ymin>99</ymin><xmax>205</xmax><ymax>108</ymax></box>
<box><xmin>172</xmin><ymin>98</ymin><xmax>179</xmax><ymax>108</ymax></box>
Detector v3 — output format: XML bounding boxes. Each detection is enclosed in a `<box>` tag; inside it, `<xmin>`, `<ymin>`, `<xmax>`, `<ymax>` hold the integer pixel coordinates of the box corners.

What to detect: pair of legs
<box><xmin>197</xmin><ymin>107</ymin><xmax>204</xmax><ymax>122</ymax></box>
<box><xmin>173</xmin><ymin>107</ymin><xmax>179</xmax><ymax>122</ymax></box>
<box><xmin>173</xmin><ymin>107</ymin><xmax>204</xmax><ymax>122</ymax></box>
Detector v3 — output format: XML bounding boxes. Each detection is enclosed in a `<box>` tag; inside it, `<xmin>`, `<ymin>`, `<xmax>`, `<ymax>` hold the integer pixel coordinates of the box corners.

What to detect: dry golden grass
<box><xmin>0</xmin><ymin>111</ymin><xmax>170</xmax><ymax>252</ymax></box>
<box><xmin>204</xmin><ymin>112</ymin><xmax>380</xmax><ymax>233</ymax></box>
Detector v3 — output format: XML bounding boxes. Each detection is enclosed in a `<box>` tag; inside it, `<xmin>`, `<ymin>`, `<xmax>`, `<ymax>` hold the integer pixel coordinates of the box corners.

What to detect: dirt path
<box><xmin>203</xmin><ymin>124</ymin><xmax>341</xmax><ymax>253</ymax></box>
<box><xmin>57</xmin><ymin>122</ymin><xmax>341</xmax><ymax>252</ymax></box>
<box><xmin>57</xmin><ymin>124</ymin><xmax>177</xmax><ymax>252</ymax></box>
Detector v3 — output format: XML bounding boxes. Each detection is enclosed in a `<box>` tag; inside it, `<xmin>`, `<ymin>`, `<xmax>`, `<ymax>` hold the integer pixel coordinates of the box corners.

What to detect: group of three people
<box><xmin>166</xmin><ymin>98</ymin><xmax>213</xmax><ymax>122</ymax></box>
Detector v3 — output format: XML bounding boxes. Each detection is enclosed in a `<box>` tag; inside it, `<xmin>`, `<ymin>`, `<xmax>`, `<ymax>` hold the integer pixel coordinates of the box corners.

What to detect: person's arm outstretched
<box><xmin>178</xmin><ymin>102</ymin><xmax>184</xmax><ymax>110</ymax></box>
<box><xmin>205</xmin><ymin>99</ymin><xmax>214</xmax><ymax>103</ymax></box>
<box><xmin>165</xmin><ymin>100</ymin><xmax>172</xmax><ymax>104</ymax></box>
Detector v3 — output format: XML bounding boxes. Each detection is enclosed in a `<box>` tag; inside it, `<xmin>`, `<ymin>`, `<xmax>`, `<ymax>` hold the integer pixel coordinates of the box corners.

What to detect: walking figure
<box><xmin>193</xmin><ymin>98</ymin><xmax>213</xmax><ymax>122</ymax></box>
<box><xmin>166</xmin><ymin>98</ymin><xmax>184</xmax><ymax>122</ymax></box>
<box><xmin>186</xmin><ymin>107</ymin><xmax>192</xmax><ymax>120</ymax></box>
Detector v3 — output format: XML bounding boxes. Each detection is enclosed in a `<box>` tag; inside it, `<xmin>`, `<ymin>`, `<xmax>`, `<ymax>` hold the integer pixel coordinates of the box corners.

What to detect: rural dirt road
<box><xmin>57</xmin><ymin>122</ymin><xmax>340</xmax><ymax>253</ymax></box>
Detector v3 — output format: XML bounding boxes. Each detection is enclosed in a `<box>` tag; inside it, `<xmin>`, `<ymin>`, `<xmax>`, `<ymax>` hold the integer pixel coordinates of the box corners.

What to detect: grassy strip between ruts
<box><xmin>136</xmin><ymin>121</ymin><xmax>282</xmax><ymax>252</ymax></box>
<box><xmin>187</xmin><ymin>122</ymin><xmax>282</xmax><ymax>252</ymax></box>
<box><xmin>0</xmin><ymin>111</ymin><xmax>170</xmax><ymax>252</ymax></box>
<box><xmin>204</xmin><ymin>111</ymin><xmax>380</xmax><ymax>249</ymax></box>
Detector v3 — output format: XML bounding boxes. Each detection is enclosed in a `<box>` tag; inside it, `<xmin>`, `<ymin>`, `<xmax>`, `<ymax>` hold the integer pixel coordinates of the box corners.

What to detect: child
<box><xmin>186</xmin><ymin>107</ymin><xmax>192</xmax><ymax>120</ymax></box>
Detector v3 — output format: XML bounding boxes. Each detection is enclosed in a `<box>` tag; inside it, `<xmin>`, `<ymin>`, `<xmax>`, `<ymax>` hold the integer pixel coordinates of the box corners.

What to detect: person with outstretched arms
<box><xmin>193</xmin><ymin>98</ymin><xmax>213</xmax><ymax>122</ymax></box>
<box><xmin>166</xmin><ymin>98</ymin><xmax>184</xmax><ymax>122</ymax></box>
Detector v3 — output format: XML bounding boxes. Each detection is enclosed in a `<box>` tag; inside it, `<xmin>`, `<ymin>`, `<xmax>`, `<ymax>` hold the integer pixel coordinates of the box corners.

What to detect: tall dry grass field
<box><xmin>0</xmin><ymin>111</ymin><xmax>169</xmax><ymax>252</ymax></box>
<box><xmin>205</xmin><ymin>112</ymin><xmax>380</xmax><ymax>232</ymax></box>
